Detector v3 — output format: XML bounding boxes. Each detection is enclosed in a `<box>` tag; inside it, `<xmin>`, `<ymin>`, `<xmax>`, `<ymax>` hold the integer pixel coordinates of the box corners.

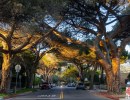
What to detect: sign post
<box><xmin>15</xmin><ymin>64</ymin><xmax>21</xmax><ymax>93</ymax></box>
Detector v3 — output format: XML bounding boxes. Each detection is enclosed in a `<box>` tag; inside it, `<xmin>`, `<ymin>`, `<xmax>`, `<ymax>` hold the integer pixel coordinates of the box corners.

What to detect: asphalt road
<box><xmin>5</xmin><ymin>86</ymin><xmax>111</xmax><ymax>100</ymax></box>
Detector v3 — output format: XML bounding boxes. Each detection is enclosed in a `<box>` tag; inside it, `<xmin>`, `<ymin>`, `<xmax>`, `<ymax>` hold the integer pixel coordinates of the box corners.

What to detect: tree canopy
<box><xmin>0</xmin><ymin>0</ymin><xmax>130</xmax><ymax>93</ymax></box>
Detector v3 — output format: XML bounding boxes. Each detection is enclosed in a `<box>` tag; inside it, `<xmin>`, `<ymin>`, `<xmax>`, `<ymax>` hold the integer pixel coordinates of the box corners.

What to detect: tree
<box><xmin>46</xmin><ymin>32</ymin><xmax>97</xmax><ymax>82</ymax></box>
<box><xmin>61</xmin><ymin>66</ymin><xmax>78</xmax><ymax>83</ymax></box>
<box><xmin>0</xmin><ymin>0</ymin><xmax>62</xmax><ymax>92</ymax></box>
<box><xmin>11</xmin><ymin>42</ymin><xmax>53</xmax><ymax>88</ymax></box>
<box><xmin>11</xmin><ymin>50</ymin><xmax>36</xmax><ymax>88</ymax></box>
<box><xmin>37</xmin><ymin>53</ymin><xmax>60</xmax><ymax>82</ymax></box>
<box><xmin>60</xmin><ymin>0</ymin><xmax>130</xmax><ymax>93</ymax></box>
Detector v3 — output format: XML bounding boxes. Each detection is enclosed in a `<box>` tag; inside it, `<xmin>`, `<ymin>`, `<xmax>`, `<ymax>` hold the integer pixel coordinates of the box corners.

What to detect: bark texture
<box><xmin>0</xmin><ymin>53</ymin><xmax>11</xmax><ymax>93</ymax></box>
<box><xmin>99</xmin><ymin>57</ymin><xmax>120</xmax><ymax>93</ymax></box>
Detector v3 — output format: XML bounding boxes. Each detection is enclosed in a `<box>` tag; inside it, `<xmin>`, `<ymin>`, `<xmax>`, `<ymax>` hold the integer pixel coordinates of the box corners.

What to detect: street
<box><xmin>5</xmin><ymin>86</ymin><xmax>111</xmax><ymax>100</ymax></box>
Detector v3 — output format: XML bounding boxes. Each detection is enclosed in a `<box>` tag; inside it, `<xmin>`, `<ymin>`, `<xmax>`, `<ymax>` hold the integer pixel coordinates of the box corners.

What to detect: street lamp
<box><xmin>15</xmin><ymin>64</ymin><xmax>21</xmax><ymax>93</ymax></box>
<box><xmin>19</xmin><ymin>75</ymin><xmax>22</xmax><ymax>89</ymax></box>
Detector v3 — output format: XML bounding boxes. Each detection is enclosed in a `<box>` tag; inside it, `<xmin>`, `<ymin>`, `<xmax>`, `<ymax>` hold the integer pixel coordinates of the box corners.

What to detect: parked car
<box><xmin>51</xmin><ymin>83</ymin><xmax>56</xmax><ymax>87</ymax></box>
<box><xmin>40</xmin><ymin>82</ymin><xmax>51</xmax><ymax>90</ymax></box>
<box><xmin>67</xmin><ymin>83</ymin><xmax>76</xmax><ymax>87</ymax></box>
<box><xmin>76</xmin><ymin>82</ymin><xmax>85</xmax><ymax>90</ymax></box>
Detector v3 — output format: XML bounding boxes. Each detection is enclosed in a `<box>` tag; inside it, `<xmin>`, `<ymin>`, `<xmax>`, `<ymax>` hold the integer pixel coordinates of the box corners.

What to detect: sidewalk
<box><xmin>4</xmin><ymin>91</ymin><xmax>33</xmax><ymax>99</ymax></box>
<box><xmin>88</xmin><ymin>89</ymin><xmax>126</xmax><ymax>100</ymax></box>
<box><xmin>3</xmin><ymin>88</ymin><xmax>39</xmax><ymax>100</ymax></box>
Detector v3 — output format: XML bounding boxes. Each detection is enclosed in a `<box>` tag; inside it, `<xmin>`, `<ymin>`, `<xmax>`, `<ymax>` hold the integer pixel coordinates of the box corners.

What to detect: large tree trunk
<box><xmin>89</xmin><ymin>66</ymin><xmax>97</xmax><ymax>89</ymax></box>
<box><xmin>29</xmin><ymin>67</ymin><xmax>35</xmax><ymax>88</ymax></box>
<box><xmin>26</xmin><ymin>68</ymin><xmax>34</xmax><ymax>88</ymax></box>
<box><xmin>0</xmin><ymin>53</ymin><xmax>11</xmax><ymax>93</ymax></box>
<box><xmin>106</xmin><ymin>70</ymin><xmax>120</xmax><ymax>93</ymax></box>
<box><xmin>77</xmin><ymin>65</ymin><xmax>84</xmax><ymax>82</ymax></box>
<box><xmin>107</xmin><ymin>57</ymin><xmax>120</xmax><ymax>93</ymax></box>
<box><xmin>99</xmin><ymin>57</ymin><xmax>120</xmax><ymax>93</ymax></box>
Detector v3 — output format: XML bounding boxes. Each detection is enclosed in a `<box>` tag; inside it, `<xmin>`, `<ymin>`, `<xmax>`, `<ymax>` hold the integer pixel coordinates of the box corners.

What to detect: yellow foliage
<box><xmin>0</xmin><ymin>28</ymin><xmax>8</xmax><ymax>37</ymax></box>
<box><xmin>120</xmin><ymin>56</ymin><xmax>127</xmax><ymax>64</ymax></box>
<box><xmin>105</xmin><ymin>38</ymin><xmax>109</xmax><ymax>43</ymax></box>
<box><xmin>41</xmin><ymin>53</ymin><xmax>59</xmax><ymax>67</ymax></box>
<box><xmin>112</xmin><ymin>58</ymin><xmax>119</xmax><ymax>75</ymax></box>
<box><xmin>99</xmin><ymin>41</ymin><xmax>103</xmax><ymax>46</ymax></box>
<box><xmin>59</xmin><ymin>46</ymin><xmax>79</xmax><ymax>58</ymax></box>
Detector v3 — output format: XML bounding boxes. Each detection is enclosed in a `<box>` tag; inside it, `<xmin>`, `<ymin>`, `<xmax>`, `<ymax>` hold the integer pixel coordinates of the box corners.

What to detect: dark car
<box><xmin>76</xmin><ymin>82</ymin><xmax>85</xmax><ymax>90</ymax></box>
<box><xmin>40</xmin><ymin>82</ymin><xmax>51</xmax><ymax>90</ymax></box>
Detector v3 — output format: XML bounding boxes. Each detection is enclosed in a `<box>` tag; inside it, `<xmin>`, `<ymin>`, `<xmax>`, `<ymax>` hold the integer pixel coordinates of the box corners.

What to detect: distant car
<box><xmin>67</xmin><ymin>83</ymin><xmax>75</xmax><ymax>87</ymax></box>
<box><xmin>51</xmin><ymin>83</ymin><xmax>56</xmax><ymax>87</ymax></box>
<box><xmin>76</xmin><ymin>82</ymin><xmax>85</xmax><ymax>90</ymax></box>
<box><xmin>40</xmin><ymin>82</ymin><xmax>51</xmax><ymax>90</ymax></box>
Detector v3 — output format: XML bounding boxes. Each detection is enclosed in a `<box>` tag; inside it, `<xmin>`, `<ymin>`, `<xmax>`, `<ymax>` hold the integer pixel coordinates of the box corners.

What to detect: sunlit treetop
<box><xmin>40</xmin><ymin>53</ymin><xmax>60</xmax><ymax>67</ymax></box>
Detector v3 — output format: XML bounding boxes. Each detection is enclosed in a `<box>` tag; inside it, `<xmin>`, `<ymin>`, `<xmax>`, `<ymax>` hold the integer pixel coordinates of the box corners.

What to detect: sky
<box><xmin>125</xmin><ymin>45</ymin><xmax>130</xmax><ymax>52</ymax></box>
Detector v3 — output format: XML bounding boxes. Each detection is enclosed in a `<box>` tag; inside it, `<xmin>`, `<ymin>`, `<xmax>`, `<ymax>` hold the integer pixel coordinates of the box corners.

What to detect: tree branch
<box><xmin>120</xmin><ymin>37</ymin><xmax>130</xmax><ymax>51</ymax></box>
<box><xmin>7</xmin><ymin>21</ymin><xmax>16</xmax><ymax>40</ymax></box>
<box><xmin>0</xmin><ymin>47</ymin><xmax>9</xmax><ymax>54</ymax></box>
<box><xmin>12</xmin><ymin>35</ymin><xmax>32</xmax><ymax>53</ymax></box>
<box><xmin>0</xmin><ymin>28</ymin><xmax>8</xmax><ymax>42</ymax></box>
<box><xmin>66</xmin><ymin>21</ymin><xmax>98</xmax><ymax>35</ymax></box>
<box><xmin>12</xmin><ymin>20</ymin><xmax>62</xmax><ymax>53</ymax></box>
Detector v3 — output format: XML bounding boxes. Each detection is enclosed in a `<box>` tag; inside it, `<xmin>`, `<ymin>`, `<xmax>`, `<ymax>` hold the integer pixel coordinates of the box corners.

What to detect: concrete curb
<box><xmin>4</xmin><ymin>91</ymin><xmax>33</xmax><ymax>99</ymax></box>
<box><xmin>95</xmin><ymin>92</ymin><xmax>119</xmax><ymax>100</ymax></box>
<box><xmin>17</xmin><ymin>91</ymin><xmax>32</xmax><ymax>96</ymax></box>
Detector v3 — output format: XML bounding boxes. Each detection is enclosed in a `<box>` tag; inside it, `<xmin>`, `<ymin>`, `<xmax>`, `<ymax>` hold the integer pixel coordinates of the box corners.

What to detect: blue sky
<box><xmin>125</xmin><ymin>45</ymin><xmax>130</xmax><ymax>52</ymax></box>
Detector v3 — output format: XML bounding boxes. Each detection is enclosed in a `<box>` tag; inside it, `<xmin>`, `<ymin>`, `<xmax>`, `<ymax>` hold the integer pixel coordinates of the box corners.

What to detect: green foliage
<box><xmin>19</xmin><ymin>50</ymin><xmax>35</xmax><ymax>66</ymax></box>
<box><xmin>12</xmin><ymin>50</ymin><xmax>36</xmax><ymax>73</ymax></box>
<box><xmin>52</xmin><ymin>75</ymin><xmax>59</xmax><ymax>83</ymax></box>
<box><xmin>16</xmin><ymin>88</ymin><xmax>37</xmax><ymax>94</ymax></box>
<box><xmin>33</xmin><ymin>76</ymin><xmax>41</xmax><ymax>85</ymax></box>
<box><xmin>61</xmin><ymin>66</ymin><xmax>78</xmax><ymax>79</ymax></box>
<box><xmin>41</xmin><ymin>0</ymin><xmax>69</xmax><ymax>18</ymax></box>
<box><xmin>58</xmin><ymin>61</ymin><xmax>67</xmax><ymax>66</ymax></box>
<box><xmin>121</xmin><ymin>50</ymin><xmax>130</xmax><ymax>64</ymax></box>
<box><xmin>122</xmin><ymin>50</ymin><xmax>129</xmax><ymax>57</ymax></box>
<box><xmin>0</xmin><ymin>0</ymin><xmax>45</xmax><ymax>22</ymax></box>
<box><xmin>0</xmin><ymin>93</ymin><xmax>8</xmax><ymax>98</ymax></box>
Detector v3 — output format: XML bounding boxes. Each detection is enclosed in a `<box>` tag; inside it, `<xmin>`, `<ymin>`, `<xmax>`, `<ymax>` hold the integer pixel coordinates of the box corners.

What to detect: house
<box><xmin>120</xmin><ymin>60</ymin><xmax>130</xmax><ymax>87</ymax></box>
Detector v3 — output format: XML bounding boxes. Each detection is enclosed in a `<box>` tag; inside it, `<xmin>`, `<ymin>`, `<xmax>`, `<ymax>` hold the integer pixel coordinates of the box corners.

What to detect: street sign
<box><xmin>15</xmin><ymin>64</ymin><xmax>21</xmax><ymax>72</ymax></box>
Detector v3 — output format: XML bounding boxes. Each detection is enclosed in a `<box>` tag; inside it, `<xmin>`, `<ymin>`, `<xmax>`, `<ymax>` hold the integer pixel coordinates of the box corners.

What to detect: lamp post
<box><xmin>15</xmin><ymin>64</ymin><xmax>21</xmax><ymax>93</ymax></box>
<box><xmin>19</xmin><ymin>75</ymin><xmax>22</xmax><ymax>89</ymax></box>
